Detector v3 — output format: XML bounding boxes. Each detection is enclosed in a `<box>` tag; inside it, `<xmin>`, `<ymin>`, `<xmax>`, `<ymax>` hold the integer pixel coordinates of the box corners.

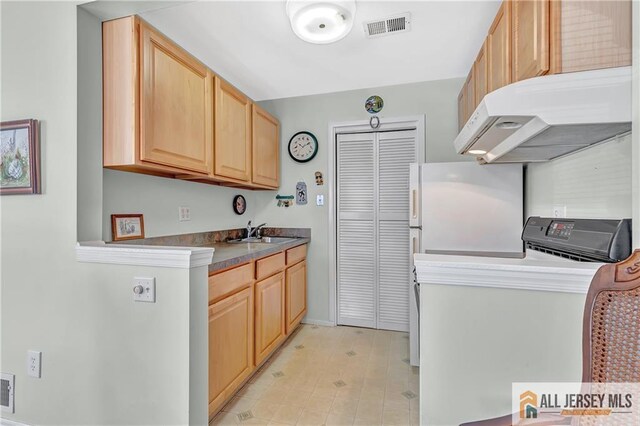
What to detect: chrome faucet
<box><xmin>246</xmin><ymin>221</ymin><xmax>267</xmax><ymax>239</ymax></box>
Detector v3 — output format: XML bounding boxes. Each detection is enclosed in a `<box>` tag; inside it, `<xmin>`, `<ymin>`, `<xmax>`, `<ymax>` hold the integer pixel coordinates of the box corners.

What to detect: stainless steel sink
<box><xmin>260</xmin><ymin>236</ymin><xmax>296</xmax><ymax>244</ymax></box>
<box><xmin>227</xmin><ymin>237</ymin><xmax>297</xmax><ymax>244</ymax></box>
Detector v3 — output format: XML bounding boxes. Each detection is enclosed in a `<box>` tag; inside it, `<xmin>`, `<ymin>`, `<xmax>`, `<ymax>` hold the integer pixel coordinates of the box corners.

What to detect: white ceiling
<box><xmin>134</xmin><ymin>0</ymin><xmax>501</xmax><ymax>101</ymax></box>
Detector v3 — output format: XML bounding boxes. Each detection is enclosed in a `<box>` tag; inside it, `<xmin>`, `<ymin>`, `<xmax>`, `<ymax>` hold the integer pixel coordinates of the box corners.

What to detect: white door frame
<box><xmin>327</xmin><ymin>115</ymin><xmax>426</xmax><ymax>326</ymax></box>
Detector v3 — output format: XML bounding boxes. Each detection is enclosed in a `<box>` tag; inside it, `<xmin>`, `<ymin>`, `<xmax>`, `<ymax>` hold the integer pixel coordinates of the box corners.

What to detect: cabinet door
<box><xmin>488</xmin><ymin>1</ymin><xmax>511</xmax><ymax>92</ymax></box>
<box><xmin>139</xmin><ymin>22</ymin><xmax>212</xmax><ymax>174</ymax></box>
<box><xmin>555</xmin><ymin>0</ymin><xmax>632</xmax><ymax>73</ymax></box>
<box><xmin>252</xmin><ymin>105</ymin><xmax>280</xmax><ymax>188</ymax></box>
<box><xmin>464</xmin><ymin>68</ymin><xmax>476</xmax><ymax>120</ymax></box>
<box><xmin>214</xmin><ymin>78</ymin><xmax>252</xmax><ymax>182</ymax></box>
<box><xmin>512</xmin><ymin>0</ymin><xmax>550</xmax><ymax>82</ymax></box>
<box><xmin>457</xmin><ymin>88</ymin><xmax>466</xmax><ymax>132</ymax></box>
<box><xmin>209</xmin><ymin>287</ymin><xmax>254</xmax><ymax>416</ymax></box>
<box><xmin>286</xmin><ymin>260</ymin><xmax>307</xmax><ymax>334</ymax></box>
<box><xmin>474</xmin><ymin>42</ymin><xmax>488</xmax><ymax>105</ymax></box>
<box><xmin>255</xmin><ymin>272</ymin><xmax>285</xmax><ymax>365</ymax></box>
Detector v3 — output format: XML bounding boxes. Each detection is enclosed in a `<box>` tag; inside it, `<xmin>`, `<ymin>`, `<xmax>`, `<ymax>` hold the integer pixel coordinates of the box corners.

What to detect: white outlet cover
<box><xmin>133</xmin><ymin>277</ymin><xmax>156</xmax><ymax>303</ymax></box>
<box><xmin>178</xmin><ymin>206</ymin><xmax>191</xmax><ymax>222</ymax></box>
<box><xmin>316</xmin><ymin>195</ymin><xmax>324</xmax><ymax>206</ymax></box>
<box><xmin>27</xmin><ymin>350</ymin><xmax>41</xmax><ymax>378</ymax></box>
<box><xmin>553</xmin><ymin>205</ymin><xmax>567</xmax><ymax>218</ymax></box>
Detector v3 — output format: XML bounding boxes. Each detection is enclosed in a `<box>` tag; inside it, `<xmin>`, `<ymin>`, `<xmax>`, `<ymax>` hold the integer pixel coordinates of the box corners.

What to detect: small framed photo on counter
<box><xmin>111</xmin><ymin>214</ymin><xmax>145</xmax><ymax>241</ymax></box>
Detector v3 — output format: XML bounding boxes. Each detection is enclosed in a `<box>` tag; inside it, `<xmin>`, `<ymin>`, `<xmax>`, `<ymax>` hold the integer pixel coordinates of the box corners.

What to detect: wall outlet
<box><xmin>27</xmin><ymin>350</ymin><xmax>41</xmax><ymax>378</ymax></box>
<box><xmin>316</xmin><ymin>195</ymin><xmax>324</xmax><ymax>206</ymax></box>
<box><xmin>133</xmin><ymin>277</ymin><xmax>156</xmax><ymax>303</ymax></box>
<box><xmin>178</xmin><ymin>206</ymin><xmax>191</xmax><ymax>222</ymax></box>
<box><xmin>553</xmin><ymin>205</ymin><xmax>567</xmax><ymax>218</ymax></box>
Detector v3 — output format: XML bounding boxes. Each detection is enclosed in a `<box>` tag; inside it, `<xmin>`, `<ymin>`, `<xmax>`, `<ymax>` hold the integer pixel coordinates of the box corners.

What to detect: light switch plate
<box><xmin>178</xmin><ymin>206</ymin><xmax>191</xmax><ymax>221</ymax></box>
<box><xmin>27</xmin><ymin>350</ymin><xmax>41</xmax><ymax>378</ymax></box>
<box><xmin>316</xmin><ymin>195</ymin><xmax>324</xmax><ymax>206</ymax></box>
<box><xmin>133</xmin><ymin>277</ymin><xmax>156</xmax><ymax>303</ymax></box>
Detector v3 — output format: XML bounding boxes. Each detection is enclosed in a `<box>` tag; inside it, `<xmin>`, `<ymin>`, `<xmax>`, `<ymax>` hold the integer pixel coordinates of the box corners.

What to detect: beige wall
<box><xmin>255</xmin><ymin>77</ymin><xmax>466</xmax><ymax>323</ymax></box>
<box><xmin>1</xmin><ymin>3</ymin><xmax>206</xmax><ymax>424</ymax></box>
<box><xmin>103</xmin><ymin>170</ymin><xmax>258</xmax><ymax>240</ymax></box>
<box><xmin>77</xmin><ymin>7</ymin><xmax>103</xmax><ymax>242</ymax></box>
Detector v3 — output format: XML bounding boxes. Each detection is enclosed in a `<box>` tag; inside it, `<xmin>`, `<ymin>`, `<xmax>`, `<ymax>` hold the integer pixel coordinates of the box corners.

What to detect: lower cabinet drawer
<box><xmin>255</xmin><ymin>252</ymin><xmax>285</xmax><ymax>280</ymax></box>
<box><xmin>209</xmin><ymin>262</ymin><xmax>253</xmax><ymax>304</ymax></box>
<box><xmin>209</xmin><ymin>286</ymin><xmax>254</xmax><ymax>417</ymax></box>
<box><xmin>286</xmin><ymin>244</ymin><xmax>307</xmax><ymax>265</ymax></box>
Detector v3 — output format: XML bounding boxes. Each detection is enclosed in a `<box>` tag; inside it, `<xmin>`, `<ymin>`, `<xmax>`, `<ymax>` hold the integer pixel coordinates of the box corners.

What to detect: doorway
<box><xmin>328</xmin><ymin>116</ymin><xmax>425</xmax><ymax>331</ymax></box>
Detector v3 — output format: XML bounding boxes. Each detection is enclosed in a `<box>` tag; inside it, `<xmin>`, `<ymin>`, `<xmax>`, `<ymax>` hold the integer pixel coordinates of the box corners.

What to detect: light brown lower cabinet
<box><xmin>254</xmin><ymin>271</ymin><xmax>286</xmax><ymax>365</ymax></box>
<box><xmin>208</xmin><ymin>286</ymin><xmax>254</xmax><ymax>417</ymax></box>
<box><xmin>208</xmin><ymin>245</ymin><xmax>307</xmax><ymax>420</ymax></box>
<box><xmin>286</xmin><ymin>260</ymin><xmax>307</xmax><ymax>335</ymax></box>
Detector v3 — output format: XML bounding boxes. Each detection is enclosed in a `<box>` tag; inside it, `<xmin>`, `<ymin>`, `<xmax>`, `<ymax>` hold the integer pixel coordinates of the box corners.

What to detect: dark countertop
<box><xmin>112</xmin><ymin>227</ymin><xmax>311</xmax><ymax>274</ymax></box>
<box><xmin>200</xmin><ymin>237</ymin><xmax>310</xmax><ymax>274</ymax></box>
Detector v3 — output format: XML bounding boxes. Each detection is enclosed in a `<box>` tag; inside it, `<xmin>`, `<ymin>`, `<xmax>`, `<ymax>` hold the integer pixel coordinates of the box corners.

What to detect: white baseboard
<box><xmin>301</xmin><ymin>318</ymin><xmax>336</xmax><ymax>327</ymax></box>
<box><xmin>1</xmin><ymin>418</ymin><xmax>29</xmax><ymax>426</ymax></box>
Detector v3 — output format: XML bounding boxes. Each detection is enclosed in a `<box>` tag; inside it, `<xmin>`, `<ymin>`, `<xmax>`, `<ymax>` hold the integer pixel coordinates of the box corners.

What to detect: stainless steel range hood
<box><xmin>453</xmin><ymin>67</ymin><xmax>632</xmax><ymax>164</ymax></box>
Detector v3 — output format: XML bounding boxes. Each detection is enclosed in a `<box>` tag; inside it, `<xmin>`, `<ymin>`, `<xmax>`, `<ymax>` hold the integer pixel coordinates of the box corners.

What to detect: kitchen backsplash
<box><xmin>526</xmin><ymin>133</ymin><xmax>632</xmax><ymax>219</ymax></box>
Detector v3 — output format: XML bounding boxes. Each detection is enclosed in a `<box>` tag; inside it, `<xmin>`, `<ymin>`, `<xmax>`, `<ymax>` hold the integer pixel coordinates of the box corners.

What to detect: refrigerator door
<box><xmin>421</xmin><ymin>162</ymin><xmax>524</xmax><ymax>253</ymax></box>
<box><xmin>409</xmin><ymin>163</ymin><xmax>421</xmax><ymax>229</ymax></box>
<box><xmin>409</xmin><ymin>226</ymin><xmax>421</xmax><ymax>366</ymax></box>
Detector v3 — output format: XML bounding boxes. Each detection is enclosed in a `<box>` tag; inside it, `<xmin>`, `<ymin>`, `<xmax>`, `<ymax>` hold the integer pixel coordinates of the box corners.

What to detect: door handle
<box><xmin>412</xmin><ymin>237</ymin><xmax>418</xmax><ymax>255</ymax></box>
<box><xmin>411</xmin><ymin>189</ymin><xmax>417</xmax><ymax>220</ymax></box>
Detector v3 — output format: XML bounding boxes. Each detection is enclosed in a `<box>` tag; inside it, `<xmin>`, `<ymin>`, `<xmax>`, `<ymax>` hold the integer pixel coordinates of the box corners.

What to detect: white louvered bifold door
<box><xmin>377</xmin><ymin>130</ymin><xmax>416</xmax><ymax>332</ymax></box>
<box><xmin>337</xmin><ymin>133</ymin><xmax>376</xmax><ymax>328</ymax></box>
<box><xmin>336</xmin><ymin>129</ymin><xmax>417</xmax><ymax>331</ymax></box>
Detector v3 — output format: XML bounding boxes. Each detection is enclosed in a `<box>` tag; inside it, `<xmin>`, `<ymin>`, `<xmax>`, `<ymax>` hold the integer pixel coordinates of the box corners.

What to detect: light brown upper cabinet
<box><xmin>214</xmin><ymin>78</ymin><xmax>252</xmax><ymax>183</ymax></box>
<box><xmin>457</xmin><ymin>89</ymin><xmax>466</xmax><ymax>132</ymax></box>
<box><xmin>457</xmin><ymin>69</ymin><xmax>475</xmax><ymax>131</ymax></box>
<box><xmin>103</xmin><ymin>15</ymin><xmax>281</xmax><ymax>190</ymax></box>
<box><xmin>512</xmin><ymin>0</ymin><xmax>550</xmax><ymax>82</ymax></box>
<box><xmin>465</xmin><ymin>68</ymin><xmax>476</xmax><ymax>121</ymax></box>
<box><xmin>251</xmin><ymin>105</ymin><xmax>280</xmax><ymax>189</ymax></box>
<box><xmin>487</xmin><ymin>1</ymin><xmax>511</xmax><ymax>92</ymax></box>
<box><xmin>103</xmin><ymin>16</ymin><xmax>211</xmax><ymax>176</ymax></box>
<box><xmin>474</xmin><ymin>42</ymin><xmax>488</xmax><ymax>106</ymax></box>
<box><xmin>552</xmin><ymin>0</ymin><xmax>632</xmax><ymax>74</ymax></box>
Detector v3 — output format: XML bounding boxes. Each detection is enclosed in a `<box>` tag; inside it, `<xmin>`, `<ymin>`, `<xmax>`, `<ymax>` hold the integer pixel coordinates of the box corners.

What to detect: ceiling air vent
<box><xmin>364</xmin><ymin>13</ymin><xmax>411</xmax><ymax>38</ymax></box>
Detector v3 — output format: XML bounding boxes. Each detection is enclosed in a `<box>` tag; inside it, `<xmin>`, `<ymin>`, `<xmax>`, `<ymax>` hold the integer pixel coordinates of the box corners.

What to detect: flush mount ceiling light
<box><xmin>286</xmin><ymin>0</ymin><xmax>357</xmax><ymax>44</ymax></box>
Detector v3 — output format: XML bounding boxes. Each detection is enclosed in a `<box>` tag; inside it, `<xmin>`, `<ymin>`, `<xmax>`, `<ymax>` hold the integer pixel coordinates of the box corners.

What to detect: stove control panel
<box><xmin>546</xmin><ymin>221</ymin><xmax>575</xmax><ymax>240</ymax></box>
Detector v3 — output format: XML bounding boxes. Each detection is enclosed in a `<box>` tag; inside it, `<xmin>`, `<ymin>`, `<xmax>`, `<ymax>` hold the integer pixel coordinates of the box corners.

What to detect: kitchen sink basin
<box><xmin>260</xmin><ymin>236</ymin><xmax>297</xmax><ymax>244</ymax></box>
<box><xmin>227</xmin><ymin>237</ymin><xmax>297</xmax><ymax>244</ymax></box>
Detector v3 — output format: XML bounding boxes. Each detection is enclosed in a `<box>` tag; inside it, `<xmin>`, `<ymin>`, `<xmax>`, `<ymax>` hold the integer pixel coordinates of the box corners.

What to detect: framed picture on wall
<box><xmin>0</xmin><ymin>119</ymin><xmax>40</xmax><ymax>195</ymax></box>
<box><xmin>111</xmin><ymin>214</ymin><xmax>145</xmax><ymax>241</ymax></box>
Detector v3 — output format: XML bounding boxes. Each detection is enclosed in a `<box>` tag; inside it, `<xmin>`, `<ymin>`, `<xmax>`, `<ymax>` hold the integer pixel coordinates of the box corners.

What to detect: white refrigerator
<box><xmin>408</xmin><ymin>162</ymin><xmax>524</xmax><ymax>366</ymax></box>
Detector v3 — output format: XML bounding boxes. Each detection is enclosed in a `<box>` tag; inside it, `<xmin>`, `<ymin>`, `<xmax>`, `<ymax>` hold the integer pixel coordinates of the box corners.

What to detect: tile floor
<box><xmin>211</xmin><ymin>325</ymin><xmax>419</xmax><ymax>426</ymax></box>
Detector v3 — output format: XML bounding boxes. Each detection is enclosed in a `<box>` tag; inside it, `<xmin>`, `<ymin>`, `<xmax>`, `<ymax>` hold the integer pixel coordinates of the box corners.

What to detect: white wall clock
<box><xmin>288</xmin><ymin>131</ymin><xmax>318</xmax><ymax>163</ymax></box>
